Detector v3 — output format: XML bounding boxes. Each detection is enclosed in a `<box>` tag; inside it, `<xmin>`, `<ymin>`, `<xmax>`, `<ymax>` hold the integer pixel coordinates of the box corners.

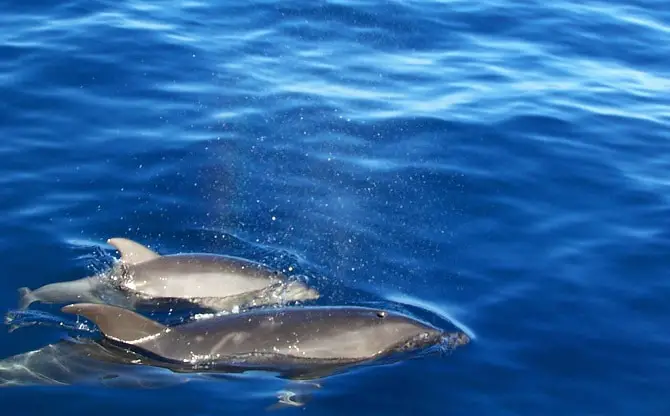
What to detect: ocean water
<box><xmin>1</xmin><ymin>0</ymin><xmax>669</xmax><ymax>414</ymax></box>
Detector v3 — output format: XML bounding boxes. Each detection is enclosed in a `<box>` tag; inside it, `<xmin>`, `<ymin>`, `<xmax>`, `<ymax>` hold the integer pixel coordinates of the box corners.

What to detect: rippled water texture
<box><xmin>1</xmin><ymin>0</ymin><xmax>669</xmax><ymax>414</ymax></box>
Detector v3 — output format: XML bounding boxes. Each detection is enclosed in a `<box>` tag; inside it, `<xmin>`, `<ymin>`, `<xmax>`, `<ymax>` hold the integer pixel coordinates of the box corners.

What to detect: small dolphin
<box><xmin>18</xmin><ymin>237</ymin><xmax>320</xmax><ymax>313</ymax></box>
<box><xmin>61</xmin><ymin>303</ymin><xmax>469</xmax><ymax>378</ymax></box>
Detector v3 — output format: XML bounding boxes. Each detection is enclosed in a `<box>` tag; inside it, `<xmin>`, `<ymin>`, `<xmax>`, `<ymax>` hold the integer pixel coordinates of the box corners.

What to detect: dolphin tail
<box><xmin>61</xmin><ymin>303</ymin><xmax>167</xmax><ymax>343</ymax></box>
<box><xmin>17</xmin><ymin>287</ymin><xmax>38</xmax><ymax>310</ymax></box>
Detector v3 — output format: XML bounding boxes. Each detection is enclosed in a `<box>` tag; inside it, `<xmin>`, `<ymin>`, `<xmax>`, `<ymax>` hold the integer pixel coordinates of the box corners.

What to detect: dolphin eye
<box><xmin>376</xmin><ymin>311</ymin><xmax>386</xmax><ymax>318</ymax></box>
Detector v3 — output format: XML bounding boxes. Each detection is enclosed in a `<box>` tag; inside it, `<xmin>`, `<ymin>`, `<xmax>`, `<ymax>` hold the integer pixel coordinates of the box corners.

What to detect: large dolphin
<box><xmin>60</xmin><ymin>302</ymin><xmax>470</xmax><ymax>379</ymax></box>
<box><xmin>18</xmin><ymin>237</ymin><xmax>320</xmax><ymax>313</ymax></box>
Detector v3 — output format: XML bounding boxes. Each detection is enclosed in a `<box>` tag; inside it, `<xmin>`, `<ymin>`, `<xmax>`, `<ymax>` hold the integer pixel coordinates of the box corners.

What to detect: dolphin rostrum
<box><xmin>18</xmin><ymin>237</ymin><xmax>320</xmax><ymax>313</ymax></box>
<box><xmin>60</xmin><ymin>303</ymin><xmax>469</xmax><ymax>378</ymax></box>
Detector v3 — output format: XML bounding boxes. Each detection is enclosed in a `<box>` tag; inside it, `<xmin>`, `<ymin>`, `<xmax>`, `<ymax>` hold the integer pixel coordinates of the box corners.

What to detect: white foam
<box><xmin>384</xmin><ymin>291</ymin><xmax>477</xmax><ymax>341</ymax></box>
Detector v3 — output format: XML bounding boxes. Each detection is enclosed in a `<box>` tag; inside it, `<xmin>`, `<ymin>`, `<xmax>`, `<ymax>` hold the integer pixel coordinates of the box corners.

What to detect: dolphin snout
<box><xmin>442</xmin><ymin>331</ymin><xmax>470</xmax><ymax>348</ymax></box>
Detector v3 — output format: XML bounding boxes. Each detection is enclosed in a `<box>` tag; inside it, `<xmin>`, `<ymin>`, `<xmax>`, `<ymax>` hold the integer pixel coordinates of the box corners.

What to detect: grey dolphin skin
<box><xmin>18</xmin><ymin>237</ymin><xmax>320</xmax><ymax>312</ymax></box>
<box><xmin>61</xmin><ymin>303</ymin><xmax>470</xmax><ymax>378</ymax></box>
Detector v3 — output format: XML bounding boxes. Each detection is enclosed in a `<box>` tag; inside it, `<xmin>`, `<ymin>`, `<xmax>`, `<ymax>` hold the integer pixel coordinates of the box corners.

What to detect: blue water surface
<box><xmin>1</xmin><ymin>0</ymin><xmax>669</xmax><ymax>414</ymax></box>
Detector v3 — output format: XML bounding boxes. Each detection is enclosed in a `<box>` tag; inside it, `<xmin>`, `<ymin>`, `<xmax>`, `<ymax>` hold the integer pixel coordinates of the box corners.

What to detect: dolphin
<box><xmin>60</xmin><ymin>303</ymin><xmax>470</xmax><ymax>379</ymax></box>
<box><xmin>18</xmin><ymin>237</ymin><xmax>320</xmax><ymax>313</ymax></box>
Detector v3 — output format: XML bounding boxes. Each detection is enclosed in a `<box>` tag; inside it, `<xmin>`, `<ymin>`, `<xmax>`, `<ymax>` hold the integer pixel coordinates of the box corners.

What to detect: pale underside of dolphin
<box><xmin>17</xmin><ymin>237</ymin><xmax>320</xmax><ymax>313</ymax></box>
<box><xmin>60</xmin><ymin>302</ymin><xmax>470</xmax><ymax>379</ymax></box>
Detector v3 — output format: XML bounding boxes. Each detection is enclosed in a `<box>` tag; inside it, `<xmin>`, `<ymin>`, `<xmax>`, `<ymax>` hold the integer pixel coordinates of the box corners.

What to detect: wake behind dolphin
<box><xmin>0</xmin><ymin>337</ymin><xmax>193</xmax><ymax>389</ymax></box>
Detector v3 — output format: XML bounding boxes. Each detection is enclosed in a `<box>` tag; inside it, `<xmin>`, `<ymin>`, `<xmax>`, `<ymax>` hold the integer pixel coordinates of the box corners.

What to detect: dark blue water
<box><xmin>1</xmin><ymin>0</ymin><xmax>669</xmax><ymax>414</ymax></box>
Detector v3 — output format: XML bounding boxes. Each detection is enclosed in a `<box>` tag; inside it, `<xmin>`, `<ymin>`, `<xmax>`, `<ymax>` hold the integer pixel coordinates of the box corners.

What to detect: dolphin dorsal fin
<box><xmin>107</xmin><ymin>237</ymin><xmax>160</xmax><ymax>265</ymax></box>
<box><xmin>61</xmin><ymin>303</ymin><xmax>167</xmax><ymax>344</ymax></box>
